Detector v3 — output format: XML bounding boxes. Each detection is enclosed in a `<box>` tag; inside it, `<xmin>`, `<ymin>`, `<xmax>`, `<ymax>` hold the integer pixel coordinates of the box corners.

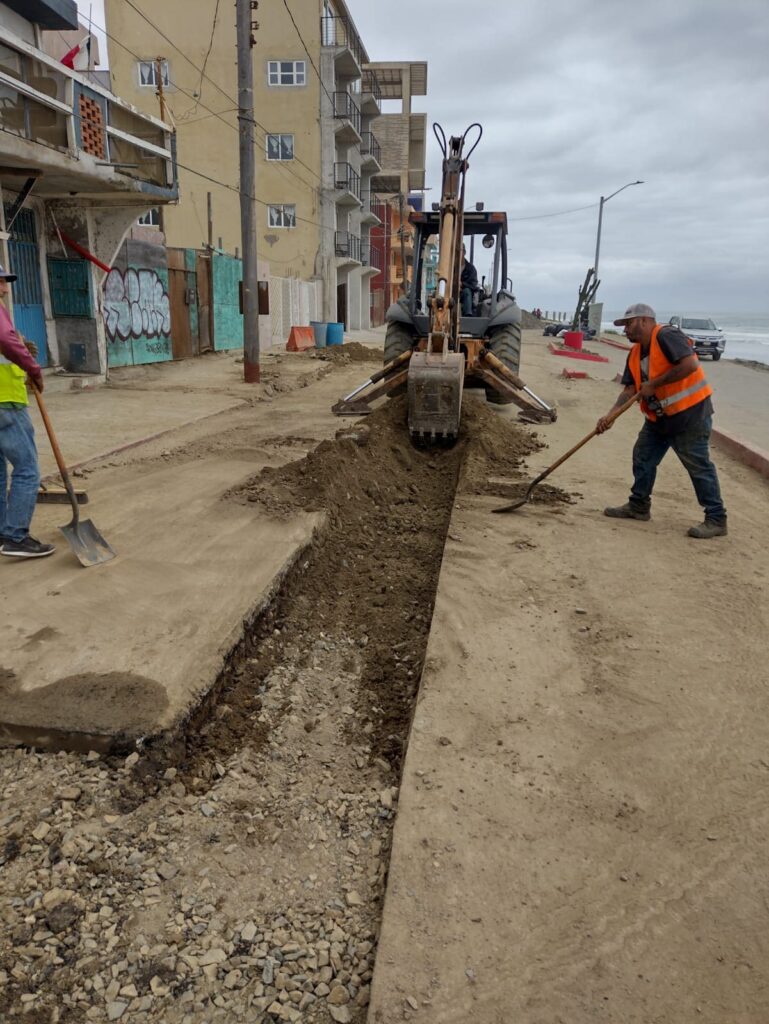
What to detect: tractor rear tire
<box><xmin>484</xmin><ymin>322</ymin><xmax>522</xmax><ymax>405</ymax></box>
<box><xmin>383</xmin><ymin>322</ymin><xmax>415</xmax><ymax>397</ymax></box>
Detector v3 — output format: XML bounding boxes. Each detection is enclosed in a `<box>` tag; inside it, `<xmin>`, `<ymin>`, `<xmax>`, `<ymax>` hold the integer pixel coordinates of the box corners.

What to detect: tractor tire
<box><xmin>484</xmin><ymin>322</ymin><xmax>522</xmax><ymax>405</ymax></box>
<box><xmin>383</xmin><ymin>322</ymin><xmax>415</xmax><ymax>396</ymax></box>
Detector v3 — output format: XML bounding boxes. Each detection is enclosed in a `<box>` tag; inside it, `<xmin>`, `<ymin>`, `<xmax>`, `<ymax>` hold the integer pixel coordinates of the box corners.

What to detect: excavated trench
<box><xmin>1</xmin><ymin>390</ymin><xmax>572</xmax><ymax>1024</ymax></box>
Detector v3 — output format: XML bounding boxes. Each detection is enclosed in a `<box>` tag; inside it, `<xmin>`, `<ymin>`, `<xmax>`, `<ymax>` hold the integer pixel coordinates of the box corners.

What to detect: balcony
<box><xmin>334</xmin><ymin>162</ymin><xmax>361</xmax><ymax>207</ymax></box>
<box><xmin>361</xmin><ymin>242</ymin><xmax>382</xmax><ymax>276</ymax></box>
<box><xmin>335</xmin><ymin>230</ymin><xmax>361</xmax><ymax>265</ymax></box>
<box><xmin>333</xmin><ymin>90</ymin><xmax>361</xmax><ymax>143</ymax></box>
<box><xmin>360</xmin><ymin>131</ymin><xmax>381</xmax><ymax>172</ymax></box>
<box><xmin>321</xmin><ymin>15</ymin><xmax>364</xmax><ymax>79</ymax></box>
<box><xmin>0</xmin><ymin>24</ymin><xmax>176</xmax><ymax>201</ymax></box>
<box><xmin>360</xmin><ymin>69</ymin><xmax>382</xmax><ymax>115</ymax></box>
<box><xmin>360</xmin><ymin>190</ymin><xmax>382</xmax><ymax>226</ymax></box>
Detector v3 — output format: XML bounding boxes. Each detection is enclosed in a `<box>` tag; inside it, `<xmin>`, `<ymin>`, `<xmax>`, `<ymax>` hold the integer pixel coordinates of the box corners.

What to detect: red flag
<box><xmin>61</xmin><ymin>36</ymin><xmax>91</xmax><ymax>70</ymax></box>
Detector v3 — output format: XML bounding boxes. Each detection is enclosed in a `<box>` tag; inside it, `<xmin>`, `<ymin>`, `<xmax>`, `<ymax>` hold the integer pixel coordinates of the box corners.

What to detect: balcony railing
<box><xmin>361</xmin><ymin>243</ymin><xmax>382</xmax><ymax>271</ymax></box>
<box><xmin>0</xmin><ymin>26</ymin><xmax>175</xmax><ymax>191</ymax></box>
<box><xmin>361</xmin><ymin>69</ymin><xmax>382</xmax><ymax>106</ymax></box>
<box><xmin>321</xmin><ymin>15</ymin><xmax>364</xmax><ymax>69</ymax></box>
<box><xmin>360</xmin><ymin>131</ymin><xmax>381</xmax><ymax>166</ymax></box>
<box><xmin>333</xmin><ymin>90</ymin><xmax>361</xmax><ymax>136</ymax></box>
<box><xmin>335</xmin><ymin>230</ymin><xmax>361</xmax><ymax>262</ymax></box>
<box><xmin>334</xmin><ymin>161</ymin><xmax>361</xmax><ymax>200</ymax></box>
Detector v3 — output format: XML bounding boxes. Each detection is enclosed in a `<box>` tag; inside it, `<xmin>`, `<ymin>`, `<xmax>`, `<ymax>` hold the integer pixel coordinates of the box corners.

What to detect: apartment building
<box><xmin>0</xmin><ymin>0</ymin><xmax>177</xmax><ymax>374</ymax></box>
<box><xmin>104</xmin><ymin>0</ymin><xmax>427</xmax><ymax>339</ymax></box>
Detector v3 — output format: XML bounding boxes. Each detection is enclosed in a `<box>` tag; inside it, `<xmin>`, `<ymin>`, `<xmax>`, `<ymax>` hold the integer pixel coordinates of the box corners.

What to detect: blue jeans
<box><xmin>460</xmin><ymin>286</ymin><xmax>473</xmax><ymax>316</ymax></box>
<box><xmin>0</xmin><ymin>406</ymin><xmax>41</xmax><ymax>542</ymax></box>
<box><xmin>629</xmin><ymin>414</ymin><xmax>726</xmax><ymax>521</ymax></box>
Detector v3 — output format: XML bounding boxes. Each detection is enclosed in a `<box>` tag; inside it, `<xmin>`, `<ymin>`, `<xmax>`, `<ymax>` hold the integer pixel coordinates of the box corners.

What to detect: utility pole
<box><xmin>236</xmin><ymin>0</ymin><xmax>260</xmax><ymax>382</ymax></box>
<box><xmin>154</xmin><ymin>57</ymin><xmax>167</xmax><ymax>122</ymax></box>
<box><xmin>398</xmin><ymin>193</ymin><xmax>407</xmax><ymax>295</ymax></box>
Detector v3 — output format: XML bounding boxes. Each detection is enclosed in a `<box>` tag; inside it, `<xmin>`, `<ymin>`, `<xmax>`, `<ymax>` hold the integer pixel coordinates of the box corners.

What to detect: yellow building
<box><xmin>103</xmin><ymin>0</ymin><xmax>427</xmax><ymax>334</ymax></box>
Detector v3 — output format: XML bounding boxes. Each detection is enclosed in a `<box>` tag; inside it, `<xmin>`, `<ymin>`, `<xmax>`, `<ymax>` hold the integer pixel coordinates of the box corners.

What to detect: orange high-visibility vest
<box><xmin>628</xmin><ymin>325</ymin><xmax>712</xmax><ymax>422</ymax></box>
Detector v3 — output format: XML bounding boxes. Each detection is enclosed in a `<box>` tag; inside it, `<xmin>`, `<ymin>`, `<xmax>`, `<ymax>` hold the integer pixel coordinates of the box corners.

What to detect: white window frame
<box><xmin>267</xmin><ymin>60</ymin><xmax>306</xmax><ymax>87</ymax></box>
<box><xmin>137</xmin><ymin>208</ymin><xmax>160</xmax><ymax>227</ymax></box>
<box><xmin>138</xmin><ymin>60</ymin><xmax>169</xmax><ymax>88</ymax></box>
<box><xmin>268</xmin><ymin>204</ymin><xmax>297</xmax><ymax>229</ymax></box>
<box><xmin>265</xmin><ymin>133</ymin><xmax>294</xmax><ymax>161</ymax></box>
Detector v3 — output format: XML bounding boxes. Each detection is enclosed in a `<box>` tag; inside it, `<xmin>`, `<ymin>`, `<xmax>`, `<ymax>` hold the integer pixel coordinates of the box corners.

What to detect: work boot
<box><xmin>0</xmin><ymin>535</ymin><xmax>56</xmax><ymax>558</ymax></box>
<box><xmin>603</xmin><ymin>503</ymin><xmax>650</xmax><ymax>521</ymax></box>
<box><xmin>687</xmin><ymin>518</ymin><xmax>728</xmax><ymax>539</ymax></box>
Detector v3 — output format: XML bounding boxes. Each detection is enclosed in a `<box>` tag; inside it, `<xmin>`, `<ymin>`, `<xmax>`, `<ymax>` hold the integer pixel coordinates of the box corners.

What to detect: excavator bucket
<box><xmin>407</xmin><ymin>350</ymin><xmax>465</xmax><ymax>442</ymax></box>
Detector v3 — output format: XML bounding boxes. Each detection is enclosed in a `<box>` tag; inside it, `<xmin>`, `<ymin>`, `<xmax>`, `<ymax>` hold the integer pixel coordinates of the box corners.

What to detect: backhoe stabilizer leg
<box><xmin>332</xmin><ymin>366</ymin><xmax>411</xmax><ymax>416</ymax></box>
<box><xmin>477</xmin><ymin>351</ymin><xmax>557</xmax><ymax>422</ymax></box>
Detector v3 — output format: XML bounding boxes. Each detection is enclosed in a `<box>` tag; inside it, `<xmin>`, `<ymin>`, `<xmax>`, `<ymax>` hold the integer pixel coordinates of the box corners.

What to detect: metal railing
<box><xmin>361</xmin><ymin>69</ymin><xmax>382</xmax><ymax>106</ymax></box>
<box><xmin>333</xmin><ymin>91</ymin><xmax>362</xmax><ymax>136</ymax></box>
<box><xmin>335</xmin><ymin>230</ymin><xmax>361</xmax><ymax>261</ymax></box>
<box><xmin>334</xmin><ymin>162</ymin><xmax>361</xmax><ymax>200</ymax></box>
<box><xmin>360</xmin><ymin>131</ymin><xmax>381</xmax><ymax>165</ymax></box>
<box><xmin>0</xmin><ymin>26</ymin><xmax>175</xmax><ymax>190</ymax></box>
<box><xmin>361</xmin><ymin>242</ymin><xmax>382</xmax><ymax>271</ymax></box>
<box><xmin>321</xmin><ymin>15</ymin><xmax>364</xmax><ymax>68</ymax></box>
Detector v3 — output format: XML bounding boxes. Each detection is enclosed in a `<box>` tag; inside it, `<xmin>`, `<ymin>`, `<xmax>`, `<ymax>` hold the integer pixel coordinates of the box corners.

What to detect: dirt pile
<box><xmin>314</xmin><ymin>343</ymin><xmax>383</xmax><ymax>365</ymax></box>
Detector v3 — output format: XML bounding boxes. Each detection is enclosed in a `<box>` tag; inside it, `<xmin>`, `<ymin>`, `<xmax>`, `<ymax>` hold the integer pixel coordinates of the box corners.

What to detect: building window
<box><xmin>266</xmin><ymin>134</ymin><xmax>294</xmax><ymax>161</ymax></box>
<box><xmin>138</xmin><ymin>60</ymin><xmax>169</xmax><ymax>88</ymax></box>
<box><xmin>268</xmin><ymin>204</ymin><xmax>296</xmax><ymax>228</ymax></box>
<box><xmin>267</xmin><ymin>61</ymin><xmax>306</xmax><ymax>87</ymax></box>
<box><xmin>137</xmin><ymin>208</ymin><xmax>160</xmax><ymax>227</ymax></box>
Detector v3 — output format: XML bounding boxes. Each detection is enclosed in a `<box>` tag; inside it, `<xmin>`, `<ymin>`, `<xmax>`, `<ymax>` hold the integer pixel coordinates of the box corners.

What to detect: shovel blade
<box><xmin>60</xmin><ymin>518</ymin><xmax>116</xmax><ymax>567</ymax></box>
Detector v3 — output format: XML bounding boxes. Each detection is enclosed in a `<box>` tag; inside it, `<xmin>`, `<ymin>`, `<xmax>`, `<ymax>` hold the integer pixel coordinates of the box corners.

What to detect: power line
<box><xmin>86</xmin><ymin>9</ymin><xmax>323</xmax><ymax>192</ymax></box>
<box><xmin>186</xmin><ymin>0</ymin><xmax>222</xmax><ymax>118</ymax></box>
<box><xmin>281</xmin><ymin>0</ymin><xmax>335</xmax><ymax>107</ymax></box>
<box><xmin>507</xmin><ymin>201</ymin><xmax>599</xmax><ymax>222</ymax></box>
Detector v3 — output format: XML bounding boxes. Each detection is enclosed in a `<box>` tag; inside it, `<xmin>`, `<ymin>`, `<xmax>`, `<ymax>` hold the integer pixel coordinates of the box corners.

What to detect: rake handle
<box><xmin>29</xmin><ymin>380</ymin><xmax>80</xmax><ymax>527</ymax></box>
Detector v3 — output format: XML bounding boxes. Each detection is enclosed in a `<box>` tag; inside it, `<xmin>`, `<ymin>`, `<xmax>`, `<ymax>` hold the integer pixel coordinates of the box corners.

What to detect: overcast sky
<box><xmin>352</xmin><ymin>0</ymin><xmax>768</xmax><ymax>316</ymax></box>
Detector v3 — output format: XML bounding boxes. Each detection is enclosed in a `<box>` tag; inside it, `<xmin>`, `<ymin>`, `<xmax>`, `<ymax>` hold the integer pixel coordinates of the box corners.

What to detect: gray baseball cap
<box><xmin>614</xmin><ymin>303</ymin><xmax>655</xmax><ymax>325</ymax></box>
<box><xmin>0</xmin><ymin>264</ymin><xmax>17</xmax><ymax>282</ymax></box>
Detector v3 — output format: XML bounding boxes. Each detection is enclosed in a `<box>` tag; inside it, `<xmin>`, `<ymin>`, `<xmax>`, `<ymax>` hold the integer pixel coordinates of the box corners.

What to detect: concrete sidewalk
<box><xmin>0</xmin><ymin>348</ymin><xmax>367</xmax><ymax>750</ymax></box>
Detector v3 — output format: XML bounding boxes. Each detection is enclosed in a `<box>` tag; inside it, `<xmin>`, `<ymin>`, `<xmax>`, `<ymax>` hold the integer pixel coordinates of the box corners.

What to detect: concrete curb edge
<box><xmin>712</xmin><ymin>429</ymin><xmax>769</xmax><ymax>481</ymax></box>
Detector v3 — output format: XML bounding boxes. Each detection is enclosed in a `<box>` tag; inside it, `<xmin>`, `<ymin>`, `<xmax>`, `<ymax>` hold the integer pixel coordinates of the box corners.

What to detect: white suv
<box><xmin>669</xmin><ymin>316</ymin><xmax>726</xmax><ymax>361</ymax></box>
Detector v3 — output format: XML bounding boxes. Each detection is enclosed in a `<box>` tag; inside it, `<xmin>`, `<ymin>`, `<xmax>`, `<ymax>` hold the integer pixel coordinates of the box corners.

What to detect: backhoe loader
<box><xmin>333</xmin><ymin>123</ymin><xmax>556</xmax><ymax>440</ymax></box>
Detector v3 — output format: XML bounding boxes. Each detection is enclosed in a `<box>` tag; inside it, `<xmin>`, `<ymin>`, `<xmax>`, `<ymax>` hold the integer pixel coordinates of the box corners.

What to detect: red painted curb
<box><xmin>711</xmin><ymin>429</ymin><xmax>769</xmax><ymax>481</ymax></box>
<box><xmin>548</xmin><ymin>343</ymin><xmax>609</xmax><ymax>363</ymax></box>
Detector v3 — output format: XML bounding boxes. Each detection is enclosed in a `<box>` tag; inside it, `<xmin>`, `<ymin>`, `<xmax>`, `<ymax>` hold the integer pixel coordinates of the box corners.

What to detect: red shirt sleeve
<box><xmin>0</xmin><ymin>302</ymin><xmax>42</xmax><ymax>378</ymax></box>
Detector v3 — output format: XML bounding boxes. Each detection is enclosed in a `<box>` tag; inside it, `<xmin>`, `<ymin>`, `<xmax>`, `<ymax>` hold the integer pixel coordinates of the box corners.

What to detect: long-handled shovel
<box><xmin>30</xmin><ymin>382</ymin><xmax>116</xmax><ymax>567</ymax></box>
<box><xmin>492</xmin><ymin>391</ymin><xmax>640</xmax><ymax>514</ymax></box>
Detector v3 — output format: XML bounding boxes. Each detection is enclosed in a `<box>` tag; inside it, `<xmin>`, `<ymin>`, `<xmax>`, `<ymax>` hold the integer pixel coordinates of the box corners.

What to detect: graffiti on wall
<box><xmin>104</xmin><ymin>267</ymin><xmax>171</xmax><ymax>346</ymax></box>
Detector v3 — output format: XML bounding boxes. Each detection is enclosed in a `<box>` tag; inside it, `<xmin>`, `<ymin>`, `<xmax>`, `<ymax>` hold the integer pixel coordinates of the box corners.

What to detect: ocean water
<box><xmin>601</xmin><ymin>312</ymin><xmax>769</xmax><ymax>366</ymax></box>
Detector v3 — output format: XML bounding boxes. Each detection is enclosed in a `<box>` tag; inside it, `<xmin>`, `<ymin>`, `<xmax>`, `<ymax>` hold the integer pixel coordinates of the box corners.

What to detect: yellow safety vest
<box><xmin>0</xmin><ymin>355</ymin><xmax>28</xmax><ymax>405</ymax></box>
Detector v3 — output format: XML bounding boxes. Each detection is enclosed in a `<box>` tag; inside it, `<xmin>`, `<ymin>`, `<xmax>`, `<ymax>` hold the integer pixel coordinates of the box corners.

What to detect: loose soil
<box><xmin>0</xmin><ymin>389</ymin><xmax>555</xmax><ymax>1024</ymax></box>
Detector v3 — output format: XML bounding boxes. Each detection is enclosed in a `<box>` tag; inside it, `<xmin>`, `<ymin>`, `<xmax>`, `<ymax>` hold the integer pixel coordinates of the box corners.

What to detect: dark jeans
<box><xmin>629</xmin><ymin>414</ymin><xmax>726</xmax><ymax>521</ymax></box>
<box><xmin>460</xmin><ymin>286</ymin><xmax>473</xmax><ymax>316</ymax></box>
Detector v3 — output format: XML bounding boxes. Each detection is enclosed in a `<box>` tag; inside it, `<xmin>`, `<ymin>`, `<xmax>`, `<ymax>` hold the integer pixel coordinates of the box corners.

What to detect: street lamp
<box><xmin>593</xmin><ymin>180</ymin><xmax>644</xmax><ymax>289</ymax></box>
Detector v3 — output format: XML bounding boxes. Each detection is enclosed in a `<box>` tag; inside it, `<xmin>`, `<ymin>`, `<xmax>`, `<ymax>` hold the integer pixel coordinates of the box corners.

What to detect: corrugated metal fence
<box><xmin>269</xmin><ymin>276</ymin><xmax>323</xmax><ymax>346</ymax></box>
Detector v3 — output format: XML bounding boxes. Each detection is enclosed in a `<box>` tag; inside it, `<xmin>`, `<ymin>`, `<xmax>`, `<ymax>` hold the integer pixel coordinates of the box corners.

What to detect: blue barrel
<box><xmin>326</xmin><ymin>322</ymin><xmax>344</xmax><ymax>346</ymax></box>
<box><xmin>310</xmin><ymin>321</ymin><xmax>327</xmax><ymax>347</ymax></box>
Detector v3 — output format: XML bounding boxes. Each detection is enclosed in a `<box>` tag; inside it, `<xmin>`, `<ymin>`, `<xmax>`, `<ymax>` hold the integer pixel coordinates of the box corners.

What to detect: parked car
<box><xmin>669</xmin><ymin>316</ymin><xmax>726</xmax><ymax>361</ymax></box>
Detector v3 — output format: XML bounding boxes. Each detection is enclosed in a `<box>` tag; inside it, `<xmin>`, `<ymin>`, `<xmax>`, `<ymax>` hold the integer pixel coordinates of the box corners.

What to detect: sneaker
<box><xmin>603</xmin><ymin>503</ymin><xmax>650</xmax><ymax>521</ymax></box>
<box><xmin>0</xmin><ymin>535</ymin><xmax>56</xmax><ymax>558</ymax></box>
<box><xmin>687</xmin><ymin>519</ymin><xmax>728</xmax><ymax>539</ymax></box>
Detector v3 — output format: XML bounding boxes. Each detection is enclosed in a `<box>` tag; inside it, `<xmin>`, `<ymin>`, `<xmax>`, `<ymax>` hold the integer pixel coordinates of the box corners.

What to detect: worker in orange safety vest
<box><xmin>596</xmin><ymin>303</ymin><xmax>727</xmax><ymax>539</ymax></box>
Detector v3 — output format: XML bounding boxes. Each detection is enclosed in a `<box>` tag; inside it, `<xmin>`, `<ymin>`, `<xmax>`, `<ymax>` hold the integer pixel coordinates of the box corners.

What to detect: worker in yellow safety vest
<box><xmin>596</xmin><ymin>302</ymin><xmax>727</xmax><ymax>539</ymax></box>
<box><xmin>0</xmin><ymin>264</ymin><xmax>55</xmax><ymax>558</ymax></box>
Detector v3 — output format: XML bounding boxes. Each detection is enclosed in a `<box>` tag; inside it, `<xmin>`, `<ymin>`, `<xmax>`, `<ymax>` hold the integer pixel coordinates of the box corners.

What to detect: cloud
<box><xmin>355</xmin><ymin>0</ymin><xmax>769</xmax><ymax>312</ymax></box>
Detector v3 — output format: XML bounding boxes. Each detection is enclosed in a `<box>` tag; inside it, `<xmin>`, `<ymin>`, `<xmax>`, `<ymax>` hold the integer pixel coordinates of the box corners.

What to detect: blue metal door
<box><xmin>5</xmin><ymin>207</ymin><xmax>48</xmax><ymax>366</ymax></box>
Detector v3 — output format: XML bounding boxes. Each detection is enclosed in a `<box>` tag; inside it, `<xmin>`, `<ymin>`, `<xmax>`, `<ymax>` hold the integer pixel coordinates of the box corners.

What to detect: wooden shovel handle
<box><xmin>535</xmin><ymin>391</ymin><xmax>640</xmax><ymax>483</ymax></box>
<box><xmin>29</xmin><ymin>379</ymin><xmax>80</xmax><ymax>524</ymax></box>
